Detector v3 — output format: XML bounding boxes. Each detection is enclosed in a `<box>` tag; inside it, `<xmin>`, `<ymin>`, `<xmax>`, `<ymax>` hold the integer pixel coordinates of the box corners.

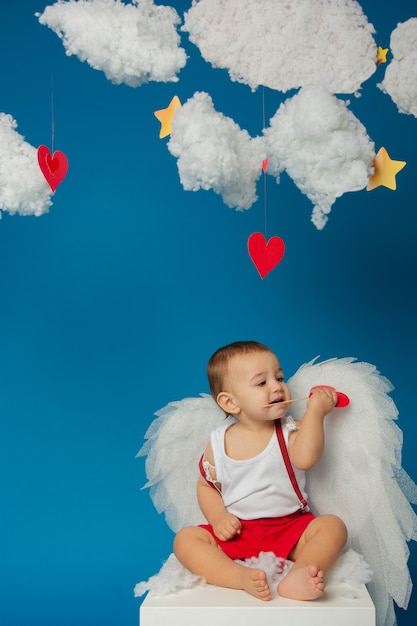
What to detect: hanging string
<box><xmin>50</xmin><ymin>71</ymin><xmax>55</xmax><ymax>154</ymax></box>
<box><xmin>37</xmin><ymin>32</ymin><xmax>69</xmax><ymax>193</ymax></box>
<box><xmin>49</xmin><ymin>31</ymin><xmax>55</xmax><ymax>154</ymax></box>
<box><xmin>262</xmin><ymin>87</ymin><xmax>268</xmax><ymax>239</ymax></box>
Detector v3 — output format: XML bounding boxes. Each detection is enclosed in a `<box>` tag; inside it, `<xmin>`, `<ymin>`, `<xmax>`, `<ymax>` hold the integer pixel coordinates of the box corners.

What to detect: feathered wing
<box><xmin>288</xmin><ymin>357</ymin><xmax>417</xmax><ymax>626</ymax></box>
<box><xmin>137</xmin><ymin>394</ymin><xmax>234</xmax><ymax>532</ymax></box>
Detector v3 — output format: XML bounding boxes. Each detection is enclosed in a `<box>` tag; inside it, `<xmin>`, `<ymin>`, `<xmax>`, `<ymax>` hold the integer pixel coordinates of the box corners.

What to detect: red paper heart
<box><xmin>37</xmin><ymin>145</ymin><xmax>68</xmax><ymax>192</ymax></box>
<box><xmin>309</xmin><ymin>385</ymin><xmax>350</xmax><ymax>408</ymax></box>
<box><xmin>248</xmin><ymin>232</ymin><xmax>285</xmax><ymax>279</ymax></box>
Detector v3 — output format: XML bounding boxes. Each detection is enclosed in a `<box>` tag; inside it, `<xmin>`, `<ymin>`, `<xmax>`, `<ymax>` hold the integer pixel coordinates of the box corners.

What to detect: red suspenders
<box><xmin>275</xmin><ymin>420</ymin><xmax>309</xmax><ymax>512</ymax></box>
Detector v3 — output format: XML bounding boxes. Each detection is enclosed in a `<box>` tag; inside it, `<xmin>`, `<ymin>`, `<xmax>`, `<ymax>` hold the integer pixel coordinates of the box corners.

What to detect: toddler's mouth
<box><xmin>262</xmin><ymin>398</ymin><xmax>288</xmax><ymax>408</ymax></box>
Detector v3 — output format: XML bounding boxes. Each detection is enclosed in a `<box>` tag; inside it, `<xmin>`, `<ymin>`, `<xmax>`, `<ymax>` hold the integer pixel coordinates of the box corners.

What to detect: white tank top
<box><xmin>210</xmin><ymin>418</ymin><xmax>308</xmax><ymax>519</ymax></box>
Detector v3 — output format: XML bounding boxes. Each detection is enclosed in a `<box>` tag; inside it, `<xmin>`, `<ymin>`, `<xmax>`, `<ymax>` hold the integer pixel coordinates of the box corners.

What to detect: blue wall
<box><xmin>0</xmin><ymin>1</ymin><xmax>416</xmax><ymax>625</ymax></box>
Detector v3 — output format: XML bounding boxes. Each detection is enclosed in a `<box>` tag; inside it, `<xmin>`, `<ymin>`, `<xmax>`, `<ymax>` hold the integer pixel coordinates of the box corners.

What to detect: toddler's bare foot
<box><xmin>240</xmin><ymin>568</ymin><xmax>272</xmax><ymax>601</ymax></box>
<box><xmin>277</xmin><ymin>565</ymin><xmax>325</xmax><ymax>601</ymax></box>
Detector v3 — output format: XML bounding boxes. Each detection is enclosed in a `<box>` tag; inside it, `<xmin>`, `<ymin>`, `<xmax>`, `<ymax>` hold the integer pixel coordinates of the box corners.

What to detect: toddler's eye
<box><xmin>277</xmin><ymin>376</ymin><xmax>284</xmax><ymax>382</ymax></box>
<box><xmin>257</xmin><ymin>381</ymin><xmax>266</xmax><ymax>386</ymax></box>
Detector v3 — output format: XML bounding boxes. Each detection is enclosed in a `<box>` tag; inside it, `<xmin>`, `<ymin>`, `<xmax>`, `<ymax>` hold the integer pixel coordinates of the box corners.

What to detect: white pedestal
<box><xmin>140</xmin><ymin>582</ymin><xmax>375</xmax><ymax>626</ymax></box>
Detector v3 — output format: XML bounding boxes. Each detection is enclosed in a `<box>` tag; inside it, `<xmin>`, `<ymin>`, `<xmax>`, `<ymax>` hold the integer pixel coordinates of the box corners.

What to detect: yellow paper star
<box><xmin>154</xmin><ymin>96</ymin><xmax>182</xmax><ymax>139</ymax></box>
<box><xmin>367</xmin><ymin>147</ymin><xmax>406</xmax><ymax>191</ymax></box>
<box><xmin>377</xmin><ymin>46</ymin><xmax>389</xmax><ymax>66</ymax></box>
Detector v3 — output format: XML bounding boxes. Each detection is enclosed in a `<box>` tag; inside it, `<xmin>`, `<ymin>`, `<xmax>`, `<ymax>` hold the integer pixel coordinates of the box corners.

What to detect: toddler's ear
<box><xmin>217</xmin><ymin>391</ymin><xmax>240</xmax><ymax>415</ymax></box>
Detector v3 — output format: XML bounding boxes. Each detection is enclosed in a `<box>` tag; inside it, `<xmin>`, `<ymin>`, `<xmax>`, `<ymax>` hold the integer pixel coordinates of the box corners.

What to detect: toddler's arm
<box><xmin>197</xmin><ymin>443</ymin><xmax>242</xmax><ymax>541</ymax></box>
<box><xmin>288</xmin><ymin>387</ymin><xmax>337</xmax><ymax>470</ymax></box>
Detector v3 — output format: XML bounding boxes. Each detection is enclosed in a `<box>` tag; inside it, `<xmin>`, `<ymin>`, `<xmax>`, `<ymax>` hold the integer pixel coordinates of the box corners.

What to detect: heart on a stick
<box><xmin>37</xmin><ymin>145</ymin><xmax>68</xmax><ymax>192</ymax></box>
<box><xmin>309</xmin><ymin>385</ymin><xmax>350</xmax><ymax>408</ymax></box>
<box><xmin>248</xmin><ymin>232</ymin><xmax>285</xmax><ymax>279</ymax></box>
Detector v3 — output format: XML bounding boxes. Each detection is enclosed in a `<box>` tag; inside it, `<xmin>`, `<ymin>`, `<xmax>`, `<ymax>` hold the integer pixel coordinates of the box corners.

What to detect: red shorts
<box><xmin>199</xmin><ymin>510</ymin><xmax>315</xmax><ymax>561</ymax></box>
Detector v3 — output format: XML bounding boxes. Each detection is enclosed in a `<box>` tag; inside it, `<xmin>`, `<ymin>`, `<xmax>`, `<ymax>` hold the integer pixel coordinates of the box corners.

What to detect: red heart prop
<box><xmin>309</xmin><ymin>385</ymin><xmax>350</xmax><ymax>408</ymax></box>
<box><xmin>37</xmin><ymin>145</ymin><xmax>68</xmax><ymax>192</ymax></box>
<box><xmin>248</xmin><ymin>232</ymin><xmax>285</xmax><ymax>279</ymax></box>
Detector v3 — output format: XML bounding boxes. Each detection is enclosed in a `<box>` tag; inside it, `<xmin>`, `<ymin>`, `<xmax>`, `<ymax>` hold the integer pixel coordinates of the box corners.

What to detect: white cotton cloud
<box><xmin>0</xmin><ymin>113</ymin><xmax>53</xmax><ymax>217</ymax></box>
<box><xmin>183</xmin><ymin>0</ymin><xmax>377</xmax><ymax>94</ymax></box>
<box><xmin>264</xmin><ymin>87</ymin><xmax>375</xmax><ymax>229</ymax></box>
<box><xmin>167</xmin><ymin>92</ymin><xmax>266</xmax><ymax>210</ymax></box>
<box><xmin>37</xmin><ymin>0</ymin><xmax>187</xmax><ymax>88</ymax></box>
<box><xmin>378</xmin><ymin>18</ymin><xmax>417</xmax><ymax>118</ymax></box>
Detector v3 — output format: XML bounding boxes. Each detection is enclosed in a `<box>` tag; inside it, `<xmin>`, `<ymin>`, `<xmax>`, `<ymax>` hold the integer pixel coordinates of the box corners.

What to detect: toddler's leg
<box><xmin>174</xmin><ymin>526</ymin><xmax>272</xmax><ymax>601</ymax></box>
<box><xmin>277</xmin><ymin>514</ymin><xmax>347</xmax><ymax>601</ymax></box>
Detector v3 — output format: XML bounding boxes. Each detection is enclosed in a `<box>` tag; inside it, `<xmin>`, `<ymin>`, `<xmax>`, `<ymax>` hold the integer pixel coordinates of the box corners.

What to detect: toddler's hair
<box><xmin>207</xmin><ymin>340</ymin><xmax>272</xmax><ymax>400</ymax></box>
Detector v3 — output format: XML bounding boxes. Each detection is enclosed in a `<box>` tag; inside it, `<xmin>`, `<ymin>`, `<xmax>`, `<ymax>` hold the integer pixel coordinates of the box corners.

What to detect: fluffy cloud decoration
<box><xmin>378</xmin><ymin>18</ymin><xmax>417</xmax><ymax>118</ymax></box>
<box><xmin>33</xmin><ymin>0</ymin><xmax>415</xmax><ymax>228</ymax></box>
<box><xmin>0</xmin><ymin>114</ymin><xmax>53</xmax><ymax>218</ymax></box>
<box><xmin>183</xmin><ymin>0</ymin><xmax>377</xmax><ymax>94</ymax></box>
<box><xmin>37</xmin><ymin>0</ymin><xmax>186</xmax><ymax>87</ymax></box>
<box><xmin>167</xmin><ymin>92</ymin><xmax>266</xmax><ymax>211</ymax></box>
<box><xmin>264</xmin><ymin>87</ymin><xmax>375</xmax><ymax>229</ymax></box>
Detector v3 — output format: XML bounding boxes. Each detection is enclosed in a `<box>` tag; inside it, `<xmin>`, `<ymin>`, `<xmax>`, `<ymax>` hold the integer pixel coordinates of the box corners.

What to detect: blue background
<box><xmin>0</xmin><ymin>1</ymin><xmax>416</xmax><ymax>625</ymax></box>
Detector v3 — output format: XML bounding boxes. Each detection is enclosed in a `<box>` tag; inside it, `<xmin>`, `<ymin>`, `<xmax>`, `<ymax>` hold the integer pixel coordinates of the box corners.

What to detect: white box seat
<box><xmin>140</xmin><ymin>582</ymin><xmax>375</xmax><ymax>626</ymax></box>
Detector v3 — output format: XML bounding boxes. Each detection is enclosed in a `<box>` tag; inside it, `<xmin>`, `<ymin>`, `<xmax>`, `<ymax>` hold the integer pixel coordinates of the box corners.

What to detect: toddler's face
<box><xmin>223</xmin><ymin>350</ymin><xmax>291</xmax><ymax>421</ymax></box>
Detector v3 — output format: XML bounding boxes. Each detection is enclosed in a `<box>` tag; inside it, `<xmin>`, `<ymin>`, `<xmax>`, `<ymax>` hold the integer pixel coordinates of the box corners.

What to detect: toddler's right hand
<box><xmin>213</xmin><ymin>513</ymin><xmax>242</xmax><ymax>541</ymax></box>
<box><xmin>307</xmin><ymin>386</ymin><xmax>338</xmax><ymax>416</ymax></box>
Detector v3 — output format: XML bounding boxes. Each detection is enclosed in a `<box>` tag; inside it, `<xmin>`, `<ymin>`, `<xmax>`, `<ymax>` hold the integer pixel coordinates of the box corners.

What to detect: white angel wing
<box><xmin>288</xmin><ymin>357</ymin><xmax>417</xmax><ymax>626</ymax></box>
<box><xmin>137</xmin><ymin>394</ymin><xmax>235</xmax><ymax>532</ymax></box>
